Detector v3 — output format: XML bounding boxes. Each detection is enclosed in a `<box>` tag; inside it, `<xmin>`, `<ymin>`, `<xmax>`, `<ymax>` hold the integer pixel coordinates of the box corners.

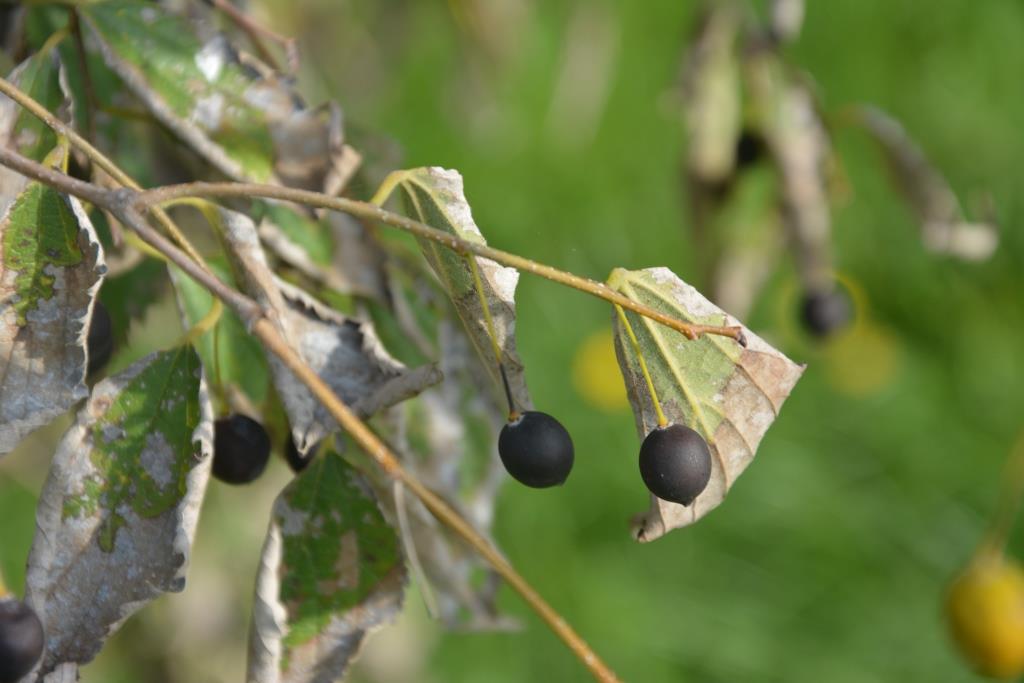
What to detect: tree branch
<box><xmin>137</xmin><ymin>182</ymin><xmax>748</xmax><ymax>346</ymax></box>
<box><xmin>0</xmin><ymin>146</ymin><xmax>621</xmax><ymax>683</ymax></box>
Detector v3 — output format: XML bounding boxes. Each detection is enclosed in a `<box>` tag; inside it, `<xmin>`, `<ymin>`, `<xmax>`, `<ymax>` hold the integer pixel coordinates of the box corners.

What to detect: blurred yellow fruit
<box><xmin>571</xmin><ymin>329</ymin><xmax>628</xmax><ymax>412</ymax></box>
<box><xmin>945</xmin><ymin>556</ymin><xmax>1024</xmax><ymax>679</ymax></box>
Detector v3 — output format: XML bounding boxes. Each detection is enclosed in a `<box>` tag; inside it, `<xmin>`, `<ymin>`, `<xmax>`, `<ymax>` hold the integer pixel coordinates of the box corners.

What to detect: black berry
<box><xmin>800</xmin><ymin>288</ymin><xmax>851</xmax><ymax>338</ymax></box>
<box><xmin>86</xmin><ymin>301</ymin><xmax>114</xmax><ymax>376</ymax></box>
<box><xmin>498</xmin><ymin>411</ymin><xmax>574</xmax><ymax>488</ymax></box>
<box><xmin>0</xmin><ymin>598</ymin><xmax>44</xmax><ymax>683</ymax></box>
<box><xmin>735</xmin><ymin>128</ymin><xmax>765</xmax><ymax>170</ymax></box>
<box><xmin>212</xmin><ymin>414</ymin><xmax>271</xmax><ymax>484</ymax></box>
<box><xmin>639</xmin><ymin>424</ymin><xmax>712</xmax><ymax>506</ymax></box>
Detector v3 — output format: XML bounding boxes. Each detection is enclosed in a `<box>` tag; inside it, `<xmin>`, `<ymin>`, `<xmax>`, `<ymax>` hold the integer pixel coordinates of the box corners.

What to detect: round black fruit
<box><xmin>498</xmin><ymin>411</ymin><xmax>574</xmax><ymax>488</ymax></box>
<box><xmin>86</xmin><ymin>301</ymin><xmax>114</xmax><ymax>376</ymax></box>
<box><xmin>0</xmin><ymin>598</ymin><xmax>45</xmax><ymax>683</ymax></box>
<box><xmin>735</xmin><ymin>128</ymin><xmax>765</xmax><ymax>170</ymax></box>
<box><xmin>639</xmin><ymin>423</ymin><xmax>712</xmax><ymax>506</ymax></box>
<box><xmin>213</xmin><ymin>414</ymin><xmax>271</xmax><ymax>485</ymax></box>
<box><xmin>800</xmin><ymin>288</ymin><xmax>851</xmax><ymax>338</ymax></box>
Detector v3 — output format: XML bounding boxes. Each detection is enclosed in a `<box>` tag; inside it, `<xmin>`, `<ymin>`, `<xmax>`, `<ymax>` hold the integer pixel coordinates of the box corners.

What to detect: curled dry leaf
<box><xmin>219</xmin><ymin>208</ymin><xmax>440</xmax><ymax>454</ymax></box>
<box><xmin>248</xmin><ymin>451</ymin><xmax>405</xmax><ymax>683</ymax></box>
<box><xmin>856</xmin><ymin>105</ymin><xmax>998</xmax><ymax>261</ymax></box>
<box><xmin>682</xmin><ymin>3</ymin><xmax>742</xmax><ymax>187</ymax></box>
<box><xmin>747</xmin><ymin>51</ymin><xmax>834</xmax><ymax>291</ymax></box>
<box><xmin>384</xmin><ymin>320</ymin><xmax>515</xmax><ymax>630</ymax></box>
<box><xmin>24</xmin><ymin>346</ymin><xmax>213</xmax><ymax>677</ymax></box>
<box><xmin>0</xmin><ymin>150</ymin><xmax>106</xmax><ymax>456</ymax></box>
<box><xmin>382</xmin><ymin>167</ymin><xmax>533</xmax><ymax>412</ymax></box>
<box><xmin>609</xmin><ymin>267</ymin><xmax>803</xmax><ymax>541</ymax></box>
<box><xmin>82</xmin><ymin>1</ymin><xmax>348</xmax><ymax>189</ymax></box>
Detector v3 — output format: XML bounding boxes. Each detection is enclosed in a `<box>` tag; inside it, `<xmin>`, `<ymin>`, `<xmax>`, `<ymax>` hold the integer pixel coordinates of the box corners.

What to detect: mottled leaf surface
<box><xmin>385</xmin><ymin>167</ymin><xmax>532</xmax><ymax>411</ymax></box>
<box><xmin>609</xmin><ymin>267</ymin><xmax>803</xmax><ymax>541</ymax></box>
<box><xmin>82</xmin><ymin>1</ymin><xmax>347</xmax><ymax>189</ymax></box>
<box><xmin>220</xmin><ymin>208</ymin><xmax>439</xmax><ymax>454</ymax></box>
<box><xmin>248</xmin><ymin>451</ymin><xmax>405</xmax><ymax>683</ymax></box>
<box><xmin>858</xmin><ymin>105</ymin><xmax>998</xmax><ymax>261</ymax></box>
<box><xmin>25</xmin><ymin>346</ymin><xmax>212</xmax><ymax>676</ymax></box>
<box><xmin>0</xmin><ymin>153</ymin><xmax>106</xmax><ymax>456</ymax></box>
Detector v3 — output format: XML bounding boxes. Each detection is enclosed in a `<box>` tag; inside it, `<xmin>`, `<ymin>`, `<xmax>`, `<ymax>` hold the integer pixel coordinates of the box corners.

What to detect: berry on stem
<box><xmin>86</xmin><ymin>301</ymin><xmax>114</xmax><ymax>376</ymax></box>
<box><xmin>212</xmin><ymin>414</ymin><xmax>271</xmax><ymax>484</ymax></box>
<box><xmin>498</xmin><ymin>411</ymin><xmax>575</xmax><ymax>488</ymax></box>
<box><xmin>639</xmin><ymin>423</ymin><xmax>712</xmax><ymax>506</ymax></box>
<box><xmin>800</xmin><ymin>288</ymin><xmax>851</xmax><ymax>338</ymax></box>
<box><xmin>0</xmin><ymin>598</ymin><xmax>45</xmax><ymax>683</ymax></box>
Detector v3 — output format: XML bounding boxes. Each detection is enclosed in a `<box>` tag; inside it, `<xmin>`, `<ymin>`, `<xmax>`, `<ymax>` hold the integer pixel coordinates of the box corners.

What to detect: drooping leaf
<box><xmin>608</xmin><ymin>267</ymin><xmax>804</xmax><ymax>541</ymax></box>
<box><xmin>682</xmin><ymin>3</ymin><xmax>742</xmax><ymax>187</ymax></box>
<box><xmin>248</xmin><ymin>451</ymin><xmax>405</xmax><ymax>683</ymax></box>
<box><xmin>81</xmin><ymin>1</ymin><xmax>348</xmax><ymax>190</ymax></box>
<box><xmin>170</xmin><ymin>258</ymin><xmax>270</xmax><ymax>405</ymax></box>
<box><xmin>219</xmin><ymin>207</ymin><xmax>440</xmax><ymax>454</ymax></box>
<box><xmin>747</xmin><ymin>53</ymin><xmax>835</xmax><ymax>291</ymax></box>
<box><xmin>0</xmin><ymin>150</ymin><xmax>106</xmax><ymax>456</ymax></box>
<box><xmin>24</xmin><ymin>346</ymin><xmax>213</xmax><ymax>676</ymax></box>
<box><xmin>385</xmin><ymin>319</ymin><xmax>514</xmax><ymax>630</ymax></box>
<box><xmin>857</xmin><ymin>105</ymin><xmax>998</xmax><ymax>261</ymax></box>
<box><xmin>384</xmin><ymin>167</ymin><xmax>533</xmax><ymax>412</ymax></box>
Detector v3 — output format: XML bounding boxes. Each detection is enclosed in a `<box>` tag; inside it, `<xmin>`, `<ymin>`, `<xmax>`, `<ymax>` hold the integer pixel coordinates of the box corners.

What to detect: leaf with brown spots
<box><xmin>609</xmin><ymin>267</ymin><xmax>804</xmax><ymax>541</ymax></box>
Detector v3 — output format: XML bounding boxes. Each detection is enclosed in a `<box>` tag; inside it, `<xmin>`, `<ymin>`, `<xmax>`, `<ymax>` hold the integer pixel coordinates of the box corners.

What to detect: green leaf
<box><xmin>0</xmin><ymin>150</ymin><xmax>106</xmax><ymax>456</ymax></box>
<box><xmin>254</xmin><ymin>202</ymin><xmax>334</xmax><ymax>267</ymax></box>
<box><xmin>249</xmin><ymin>452</ymin><xmax>404</xmax><ymax>681</ymax></box>
<box><xmin>385</xmin><ymin>166</ymin><xmax>533</xmax><ymax>411</ymax></box>
<box><xmin>170</xmin><ymin>259</ymin><xmax>270</xmax><ymax>405</ymax></box>
<box><xmin>609</xmin><ymin>267</ymin><xmax>804</xmax><ymax>541</ymax></box>
<box><xmin>81</xmin><ymin>0</ymin><xmax>277</xmax><ymax>182</ymax></box>
<box><xmin>25</xmin><ymin>346</ymin><xmax>213</xmax><ymax>675</ymax></box>
<box><xmin>1</xmin><ymin>48</ymin><xmax>67</xmax><ymax>164</ymax></box>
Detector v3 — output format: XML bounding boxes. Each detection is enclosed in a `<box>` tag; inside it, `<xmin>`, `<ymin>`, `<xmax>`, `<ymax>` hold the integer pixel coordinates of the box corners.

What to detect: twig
<box><xmin>137</xmin><ymin>182</ymin><xmax>748</xmax><ymax>346</ymax></box>
<box><xmin>0</xmin><ymin>146</ymin><xmax>621</xmax><ymax>683</ymax></box>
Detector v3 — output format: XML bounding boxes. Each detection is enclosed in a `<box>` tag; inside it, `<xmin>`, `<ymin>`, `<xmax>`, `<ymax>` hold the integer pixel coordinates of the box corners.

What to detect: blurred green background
<box><xmin>3</xmin><ymin>1</ymin><xmax>1024</xmax><ymax>681</ymax></box>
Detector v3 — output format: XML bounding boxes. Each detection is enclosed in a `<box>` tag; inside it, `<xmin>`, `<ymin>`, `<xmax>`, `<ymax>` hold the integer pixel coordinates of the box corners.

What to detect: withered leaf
<box><xmin>609</xmin><ymin>267</ymin><xmax>803</xmax><ymax>541</ymax></box>
<box><xmin>0</xmin><ymin>148</ymin><xmax>106</xmax><ymax>456</ymax></box>
<box><xmin>857</xmin><ymin>105</ymin><xmax>998</xmax><ymax>261</ymax></box>
<box><xmin>219</xmin><ymin>207</ymin><xmax>440</xmax><ymax>454</ymax></box>
<box><xmin>380</xmin><ymin>167</ymin><xmax>533</xmax><ymax>412</ymax></box>
<box><xmin>24</xmin><ymin>346</ymin><xmax>212</xmax><ymax>677</ymax></box>
<box><xmin>247</xmin><ymin>451</ymin><xmax>405</xmax><ymax>683</ymax></box>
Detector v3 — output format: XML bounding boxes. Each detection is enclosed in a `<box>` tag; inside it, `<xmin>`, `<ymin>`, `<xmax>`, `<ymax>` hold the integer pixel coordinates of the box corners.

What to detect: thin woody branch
<box><xmin>0</xmin><ymin>146</ymin><xmax>621</xmax><ymax>683</ymax></box>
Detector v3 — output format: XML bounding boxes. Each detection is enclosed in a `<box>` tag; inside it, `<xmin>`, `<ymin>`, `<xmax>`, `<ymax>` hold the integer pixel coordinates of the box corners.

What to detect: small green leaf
<box><xmin>170</xmin><ymin>259</ymin><xmax>270</xmax><ymax>405</ymax></box>
<box><xmin>385</xmin><ymin>167</ymin><xmax>533</xmax><ymax>411</ymax></box>
<box><xmin>25</xmin><ymin>346</ymin><xmax>213</xmax><ymax>675</ymax></box>
<box><xmin>609</xmin><ymin>267</ymin><xmax>804</xmax><ymax>541</ymax></box>
<box><xmin>249</xmin><ymin>452</ymin><xmax>404</xmax><ymax>681</ymax></box>
<box><xmin>81</xmin><ymin>0</ymin><xmax>276</xmax><ymax>182</ymax></box>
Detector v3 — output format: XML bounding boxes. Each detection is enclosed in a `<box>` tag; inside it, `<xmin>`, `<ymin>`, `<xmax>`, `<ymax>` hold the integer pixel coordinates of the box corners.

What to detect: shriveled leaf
<box><xmin>682</xmin><ymin>3</ymin><xmax>741</xmax><ymax>186</ymax></box>
<box><xmin>219</xmin><ymin>208</ymin><xmax>440</xmax><ymax>454</ymax></box>
<box><xmin>248</xmin><ymin>451</ymin><xmax>405</xmax><ymax>683</ymax></box>
<box><xmin>747</xmin><ymin>53</ymin><xmax>834</xmax><ymax>290</ymax></box>
<box><xmin>385</xmin><ymin>167</ymin><xmax>532</xmax><ymax>411</ymax></box>
<box><xmin>81</xmin><ymin>2</ymin><xmax>348</xmax><ymax>189</ymax></box>
<box><xmin>170</xmin><ymin>259</ymin><xmax>270</xmax><ymax>405</ymax></box>
<box><xmin>0</xmin><ymin>48</ymin><xmax>72</xmax><ymax>208</ymax></box>
<box><xmin>0</xmin><ymin>150</ymin><xmax>106</xmax><ymax>456</ymax></box>
<box><xmin>25</xmin><ymin>346</ymin><xmax>213</xmax><ymax>676</ymax></box>
<box><xmin>609</xmin><ymin>267</ymin><xmax>803</xmax><ymax>541</ymax></box>
<box><xmin>385</xmin><ymin>319</ymin><xmax>514</xmax><ymax>629</ymax></box>
<box><xmin>857</xmin><ymin>105</ymin><xmax>998</xmax><ymax>261</ymax></box>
